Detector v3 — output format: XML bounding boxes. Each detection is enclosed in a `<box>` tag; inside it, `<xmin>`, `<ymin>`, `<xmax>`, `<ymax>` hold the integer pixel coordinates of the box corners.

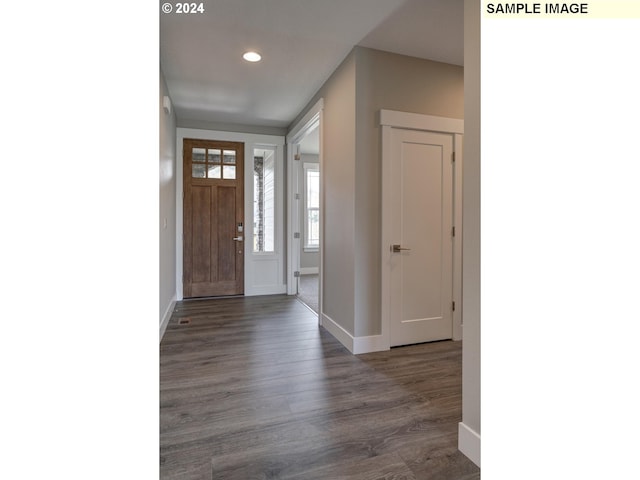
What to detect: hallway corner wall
<box><xmin>159</xmin><ymin>66</ymin><xmax>177</xmax><ymax>340</ymax></box>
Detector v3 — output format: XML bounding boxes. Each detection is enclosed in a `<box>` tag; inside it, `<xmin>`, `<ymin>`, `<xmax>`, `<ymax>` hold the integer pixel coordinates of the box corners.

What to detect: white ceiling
<box><xmin>160</xmin><ymin>0</ymin><xmax>464</xmax><ymax>131</ymax></box>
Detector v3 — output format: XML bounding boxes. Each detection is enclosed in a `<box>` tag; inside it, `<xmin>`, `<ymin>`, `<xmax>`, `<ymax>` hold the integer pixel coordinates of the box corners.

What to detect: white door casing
<box><xmin>176</xmin><ymin>128</ymin><xmax>286</xmax><ymax>300</ymax></box>
<box><xmin>287</xmin><ymin>99</ymin><xmax>324</xmax><ymax>322</ymax></box>
<box><xmin>380</xmin><ymin>110</ymin><xmax>463</xmax><ymax>348</ymax></box>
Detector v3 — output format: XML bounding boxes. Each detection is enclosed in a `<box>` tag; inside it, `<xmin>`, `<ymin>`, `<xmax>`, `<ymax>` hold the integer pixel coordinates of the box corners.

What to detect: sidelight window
<box><xmin>253</xmin><ymin>147</ymin><xmax>276</xmax><ymax>253</ymax></box>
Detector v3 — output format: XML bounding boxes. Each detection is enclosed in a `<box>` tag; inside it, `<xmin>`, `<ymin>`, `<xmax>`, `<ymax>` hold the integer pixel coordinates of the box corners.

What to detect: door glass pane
<box><xmin>192</xmin><ymin>164</ymin><xmax>206</xmax><ymax>178</ymax></box>
<box><xmin>208</xmin><ymin>164</ymin><xmax>221</xmax><ymax>179</ymax></box>
<box><xmin>253</xmin><ymin>147</ymin><xmax>276</xmax><ymax>253</ymax></box>
<box><xmin>223</xmin><ymin>150</ymin><xmax>236</xmax><ymax>164</ymax></box>
<box><xmin>223</xmin><ymin>165</ymin><xmax>236</xmax><ymax>179</ymax></box>
<box><xmin>208</xmin><ymin>149</ymin><xmax>221</xmax><ymax>163</ymax></box>
<box><xmin>192</xmin><ymin>147</ymin><xmax>206</xmax><ymax>162</ymax></box>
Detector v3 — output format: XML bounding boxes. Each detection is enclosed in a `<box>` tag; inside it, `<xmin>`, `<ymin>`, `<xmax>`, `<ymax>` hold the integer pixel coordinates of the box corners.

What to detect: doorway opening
<box><xmin>294</xmin><ymin>125</ymin><xmax>319</xmax><ymax>312</ymax></box>
<box><xmin>287</xmin><ymin>99</ymin><xmax>323</xmax><ymax>319</ymax></box>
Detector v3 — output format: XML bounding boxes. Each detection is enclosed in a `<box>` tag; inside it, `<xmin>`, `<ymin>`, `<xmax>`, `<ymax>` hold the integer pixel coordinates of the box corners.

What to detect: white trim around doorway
<box><xmin>286</xmin><ymin>98</ymin><xmax>324</xmax><ymax>322</ymax></box>
<box><xmin>379</xmin><ymin>110</ymin><xmax>464</xmax><ymax>347</ymax></box>
<box><xmin>176</xmin><ymin>128</ymin><xmax>285</xmax><ymax>300</ymax></box>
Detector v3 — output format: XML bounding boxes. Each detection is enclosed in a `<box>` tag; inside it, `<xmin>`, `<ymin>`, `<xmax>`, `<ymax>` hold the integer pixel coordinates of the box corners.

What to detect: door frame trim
<box><xmin>380</xmin><ymin>110</ymin><xmax>464</xmax><ymax>347</ymax></box>
<box><xmin>286</xmin><ymin>98</ymin><xmax>324</xmax><ymax>321</ymax></box>
<box><xmin>176</xmin><ymin>128</ymin><xmax>285</xmax><ymax>300</ymax></box>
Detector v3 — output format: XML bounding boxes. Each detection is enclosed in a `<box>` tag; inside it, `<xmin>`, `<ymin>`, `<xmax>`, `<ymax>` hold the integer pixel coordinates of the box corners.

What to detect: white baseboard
<box><xmin>353</xmin><ymin>334</ymin><xmax>388</xmax><ymax>354</ymax></box>
<box><xmin>160</xmin><ymin>295</ymin><xmax>177</xmax><ymax>342</ymax></box>
<box><xmin>321</xmin><ymin>313</ymin><xmax>389</xmax><ymax>354</ymax></box>
<box><xmin>300</xmin><ymin>267</ymin><xmax>319</xmax><ymax>275</ymax></box>
<box><xmin>321</xmin><ymin>313</ymin><xmax>354</xmax><ymax>353</ymax></box>
<box><xmin>458</xmin><ymin>422</ymin><xmax>481</xmax><ymax>467</ymax></box>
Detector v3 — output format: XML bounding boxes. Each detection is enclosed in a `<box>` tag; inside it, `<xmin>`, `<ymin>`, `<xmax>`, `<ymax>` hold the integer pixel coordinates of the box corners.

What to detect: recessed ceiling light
<box><xmin>243</xmin><ymin>51</ymin><xmax>262</xmax><ymax>62</ymax></box>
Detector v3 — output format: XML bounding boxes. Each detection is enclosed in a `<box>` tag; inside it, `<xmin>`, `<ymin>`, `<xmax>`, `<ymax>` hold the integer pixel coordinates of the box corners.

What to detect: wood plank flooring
<box><xmin>160</xmin><ymin>295</ymin><xmax>480</xmax><ymax>480</ymax></box>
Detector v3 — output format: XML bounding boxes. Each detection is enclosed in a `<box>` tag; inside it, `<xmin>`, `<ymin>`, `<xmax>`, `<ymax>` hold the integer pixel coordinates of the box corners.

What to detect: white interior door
<box><xmin>389</xmin><ymin>128</ymin><xmax>454</xmax><ymax>347</ymax></box>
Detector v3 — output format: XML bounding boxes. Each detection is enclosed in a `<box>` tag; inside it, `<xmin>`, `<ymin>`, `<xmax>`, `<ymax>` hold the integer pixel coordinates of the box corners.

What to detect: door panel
<box><xmin>389</xmin><ymin>129</ymin><xmax>453</xmax><ymax>347</ymax></box>
<box><xmin>184</xmin><ymin>139</ymin><xmax>244</xmax><ymax>298</ymax></box>
<box><xmin>217</xmin><ymin>186</ymin><xmax>236</xmax><ymax>281</ymax></box>
<box><xmin>191</xmin><ymin>185</ymin><xmax>213</xmax><ymax>284</ymax></box>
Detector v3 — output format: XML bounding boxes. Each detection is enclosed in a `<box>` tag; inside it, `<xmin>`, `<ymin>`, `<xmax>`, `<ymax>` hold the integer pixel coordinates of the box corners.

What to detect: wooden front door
<box><xmin>183</xmin><ymin>139</ymin><xmax>244</xmax><ymax>298</ymax></box>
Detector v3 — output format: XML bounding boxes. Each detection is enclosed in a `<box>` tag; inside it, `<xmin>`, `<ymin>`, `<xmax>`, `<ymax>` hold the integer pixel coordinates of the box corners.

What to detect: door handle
<box><xmin>391</xmin><ymin>244</ymin><xmax>410</xmax><ymax>253</ymax></box>
<box><xmin>233</xmin><ymin>236</ymin><xmax>243</xmax><ymax>241</ymax></box>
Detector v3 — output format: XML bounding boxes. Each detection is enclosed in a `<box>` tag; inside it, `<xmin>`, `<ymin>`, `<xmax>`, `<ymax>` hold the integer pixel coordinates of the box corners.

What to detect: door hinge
<box><xmin>452</xmin><ymin>152</ymin><xmax>456</xmax><ymax>163</ymax></box>
<box><xmin>294</xmin><ymin>271</ymin><xmax>300</xmax><ymax>277</ymax></box>
<box><xmin>452</xmin><ymin>301</ymin><xmax>456</xmax><ymax>311</ymax></box>
<box><xmin>294</xmin><ymin>154</ymin><xmax>301</xmax><ymax>161</ymax></box>
<box><xmin>452</xmin><ymin>226</ymin><xmax>456</xmax><ymax>237</ymax></box>
<box><xmin>295</xmin><ymin>193</ymin><xmax>300</xmax><ymax>200</ymax></box>
<box><xmin>294</xmin><ymin>232</ymin><xmax>301</xmax><ymax>239</ymax></box>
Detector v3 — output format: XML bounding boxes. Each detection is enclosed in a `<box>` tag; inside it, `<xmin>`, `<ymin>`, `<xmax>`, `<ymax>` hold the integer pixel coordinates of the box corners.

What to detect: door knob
<box><xmin>391</xmin><ymin>244</ymin><xmax>410</xmax><ymax>252</ymax></box>
<box><xmin>233</xmin><ymin>236</ymin><xmax>243</xmax><ymax>241</ymax></box>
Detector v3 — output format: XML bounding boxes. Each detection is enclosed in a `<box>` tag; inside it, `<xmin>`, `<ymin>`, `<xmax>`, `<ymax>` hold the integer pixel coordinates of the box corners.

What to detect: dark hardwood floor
<box><xmin>160</xmin><ymin>295</ymin><xmax>480</xmax><ymax>480</ymax></box>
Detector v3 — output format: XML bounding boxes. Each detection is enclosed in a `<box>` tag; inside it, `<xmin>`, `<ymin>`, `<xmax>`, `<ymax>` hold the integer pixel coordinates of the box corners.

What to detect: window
<box><xmin>191</xmin><ymin>147</ymin><xmax>236</xmax><ymax>179</ymax></box>
<box><xmin>303</xmin><ymin>163</ymin><xmax>319</xmax><ymax>251</ymax></box>
<box><xmin>253</xmin><ymin>147</ymin><xmax>276</xmax><ymax>253</ymax></box>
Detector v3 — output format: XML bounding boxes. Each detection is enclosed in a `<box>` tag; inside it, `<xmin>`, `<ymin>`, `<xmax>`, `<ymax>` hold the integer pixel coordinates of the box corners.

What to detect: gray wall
<box><xmin>353</xmin><ymin>47</ymin><xmax>464</xmax><ymax>337</ymax></box>
<box><xmin>289</xmin><ymin>47</ymin><xmax>464</xmax><ymax>340</ymax></box>
<box><xmin>291</xmin><ymin>51</ymin><xmax>357</xmax><ymax>333</ymax></box>
<box><xmin>159</xmin><ymin>67</ymin><xmax>177</xmax><ymax>333</ymax></box>
<box><xmin>321</xmin><ymin>53</ymin><xmax>357</xmax><ymax>333</ymax></box>
<box><xmin>462</xmin><ymin>0</ymin><xmax>481</xmax><ymax>455</ymax></box>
